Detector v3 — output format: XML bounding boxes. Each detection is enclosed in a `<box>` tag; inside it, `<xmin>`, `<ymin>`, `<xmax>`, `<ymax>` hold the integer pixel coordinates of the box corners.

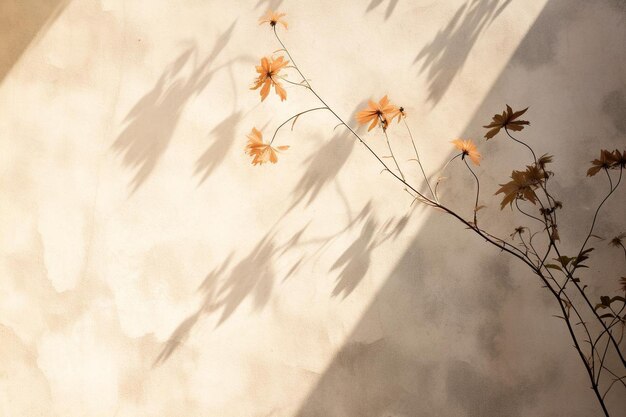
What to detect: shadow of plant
<box><xmin>154</xmin><ymin>229</ymin><xmax>299</xmax><ymax>365</ymax></box>
<box><xmin>286</xmin><ymin>103</ymin><xmax>368</xmax><ymax>214</ymax></box>
<box><xmin>331</xmin><ymin>217</ymin><xmax>378</xmax><ymax>298</ymax></box>
<box><xmin>414</xmin><ymin>0</ymin><xmax>511</xmax><ymax>105</ymax></box>
<box><xmin>154</xmin><ymin>195</ymin><xmax>413</xmax><ymax>366</ymax></box>
<box><xmin>365</xmin><ymin>0</ymin><xmax>400</xmax><ymax>20</ymax></box>
<box><xmin>112</xmin><ymin>21</ymin><xmax>238</xmax><ymax>192</ymax></box>
<box><xmin>256</xmin><ymin>0</ymin><xmax>285</xmax><ymax>11</ymax></box>
<box><xmin>287</xmin><ymin>131</ymin><xmax>355</xmax><ymax>211</ymax></box>
<box><xmin>195</xmin><ymin>110</ymin><xmax>243</xmax><ymax>184</ymax></box>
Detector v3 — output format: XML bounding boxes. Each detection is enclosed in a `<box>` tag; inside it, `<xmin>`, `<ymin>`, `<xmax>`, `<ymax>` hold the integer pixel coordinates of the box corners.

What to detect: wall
<box><xmin>1</xmin><ymin>1</ymin><xmax>625</xmax><ymax>416</ymax></box>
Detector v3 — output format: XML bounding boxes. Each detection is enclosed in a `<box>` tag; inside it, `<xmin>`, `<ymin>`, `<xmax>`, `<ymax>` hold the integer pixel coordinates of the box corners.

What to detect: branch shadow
<box><xmin>413</xmin><ymin>0</ymin><xmax>512</xmax><ymax>105</ymax></box>
<box><xmin>154</xmin><ymin>230</ymin><xmax>294</xmax><ymax>366</ymax></box>
<box><xmin>365</xmin><ymin>0</ymin><xmax>400</xmax><ymax>20</ymax></box>
<box><xmin>286</xmin><ymin>103</ymin><xmax>367</xmax><ymax>214</ymax></box>
<box><xmin>154</xmin><ymin>198</ymin><xmax>412</xmax><ymax>366</ymax></box>
<box><xmin>155</xmin><ymin>100</ymin><xmax>415</xmax><ymax>365</ymax></box>
<box><xmin>112</xmin><ymin>20</ymin><xmax>237</xmax><ymax>193</ymax></box>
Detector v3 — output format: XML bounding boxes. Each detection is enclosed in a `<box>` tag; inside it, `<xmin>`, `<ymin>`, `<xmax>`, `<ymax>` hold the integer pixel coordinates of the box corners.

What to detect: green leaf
<box><xmin>545</xmin><ymin>264</ymin><xmax>562</xmax><ymax>271</ymax></box>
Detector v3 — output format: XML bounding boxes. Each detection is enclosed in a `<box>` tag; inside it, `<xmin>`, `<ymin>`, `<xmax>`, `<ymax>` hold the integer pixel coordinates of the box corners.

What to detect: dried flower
<box><xmin>356</xmin><ymin>95</ymin><xmax>399</xmax><ymax>131</ymax></box>
<box><xmin>610</xmin><ymin>149</ymin><xmax>626</xmax><ymax>169</ymax></box>
<box><xmin>496</xmin><ymin>167</ymin><xmax>542</xmax><ymax>209</ymax></box>
<box><xmin>259</xmin><ymin>10</ymin><xmax>288</xmax><ymax>29</ymax></box>
<box><xmin>483</xmin><ymin>105</ymin><xmax>530</xmax><ymax>139</ymax></box>
<box><xmin>388</xmin><ymin>106</ymin><xmax>406</xmax><ymax>124</ymax></box>
<box><xmin>587</xmin><ymin>149</ymin><xmax>617</xmax><ymax>177</ymax></box>
<box><xmin>510</xmin><ymin>226</ymin><xmax>525</xmax><ymax>239</ymax></box>
<box><xmin>251</xmin><ymin>56</ymin><xmax>289</xmax><ymax>101</ymax></box>
<box><xmin>452</xmin><ymin>139</ymin><xmax>481</xmax><ymax>166</ymax></box>
<box><xmin>245</xmin><ymin>128</ymin><xmax>289</xmax><ymax>165</ymax></box>
<box><xmin>537</xmin><ymin>154</ymin><xmax>554</xmax><ymax>170</ymax></box>
<box><xmin>609</xmin><ymin>233</ymin><xmax>626</xmax><ymax>248</ymax></box>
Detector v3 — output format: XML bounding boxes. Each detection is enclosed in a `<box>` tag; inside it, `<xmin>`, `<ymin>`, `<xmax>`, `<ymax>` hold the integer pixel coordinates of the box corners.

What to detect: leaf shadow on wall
<box><xmin>365</xmin><ymin>0</ymin><xmax>400</xmax><ymax>20</ymax></box>
<box><xmin>112</xmin><ymin>21</ymin><xmax>241</xmax><ymax>193</ymax></box>
<box><xmin>414</xmin><ymin>0</ymin><xmax>511</xmax><ymax>105</ymax></box>
<box><xmin>153</xmin><ymin>198</ymin><xmax>412</xmax><ymax>367</ymax></box>
<box><xmin>296</xmin><ymin>214</ymin><xmax>560</xmax><ymax>417</ymax></box>
<box><xmin>194</xmin><ymin>110</ymin><xmax>243</xmax><ymax>184</ymax></box>
<box><xmin>155</xmin><ymin>105</ymin><xmax>414</xmax><ymax>365</ymax></box>
<box><xmin>284</xmin><ymin>103</ymin><xmax>369</xmax><ymax>214</ymax></box>
<box><xmin>285</xmin><ymin>103</ymin><xmax>412</xmax><ymax>298</ymax></box>
<box><xmin>256</xmin><ymin>0</ymin><xmax>285</xmax><ymax>12</ymax></box>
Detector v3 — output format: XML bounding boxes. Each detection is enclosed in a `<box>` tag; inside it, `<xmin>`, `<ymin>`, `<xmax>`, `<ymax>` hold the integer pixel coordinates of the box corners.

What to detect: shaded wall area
<box><xmin>297</xmin><ymin>1</ymin><xmax>626</xmax><ymax>415</ymax></box>
<box><xmin>0</xmin><ymin>0</ymin><xmax>68</xmax><ymax>84</ymax></box>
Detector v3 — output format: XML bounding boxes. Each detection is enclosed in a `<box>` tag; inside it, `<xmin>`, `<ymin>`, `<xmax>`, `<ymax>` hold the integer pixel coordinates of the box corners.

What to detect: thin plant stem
<box><xmin>505</xmin><ymin>127</ymin><xmax>537</xmax><ymax>163</ymax></box>
<box><xmin>403</xmin><ymin>118</ymin><xmax>437</xmax><ymax>201</ymax></box>
<box><xmin>276</xmin><ymin>76</ymin><xmax>310</xmax><ymax>88</ymax></box>
<box><xmin>504</xmin><ymin>131</ymin><xmax>626</xmax><ymax>371</ymax></box>
<box><xmin>434</xmin><ymin>154</ymin><xmax>462</xmax><ymax>200</ymax></box>
<box><xmin>270</xmin><ymin>106</ymin><xmax>328</xmax><ymax>144</ymax></box>
<box><xmin>576</xmin><ymin>168</ymin><xmax>622</xmax><ymax>263</ymax></box>
<box><xmin>515</xmin><ymin>199</ymin><xmax>545</xmax><ymax>225</ymax></box>
<box><xmin>463</xmin><ymin>158</ymin><xmax>480</xmax><ymax>226</ymax></box>
<box><xmin>383</xmin><ymin>127</ymin><xmax>405</xmax><ymax>181</ymax></box>
<box><xmin>270</xmin><ymin>29</ymin><xmax>617</xmax><ymax>415</ymax></box>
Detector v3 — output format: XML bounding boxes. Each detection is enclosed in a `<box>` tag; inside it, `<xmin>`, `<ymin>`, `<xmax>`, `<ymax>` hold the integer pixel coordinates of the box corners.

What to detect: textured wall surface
<box><xmin>1</xmin><ymin>1</ymin><xmax>625</xmax><ymax>416</ymax></box>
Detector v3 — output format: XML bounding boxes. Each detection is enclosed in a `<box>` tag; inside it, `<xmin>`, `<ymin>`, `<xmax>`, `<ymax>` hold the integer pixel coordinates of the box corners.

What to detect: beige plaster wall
<box><xmin>1</xmin><ymin>1</ymin><xmax>625</xmax><ymax>416</ymax></box>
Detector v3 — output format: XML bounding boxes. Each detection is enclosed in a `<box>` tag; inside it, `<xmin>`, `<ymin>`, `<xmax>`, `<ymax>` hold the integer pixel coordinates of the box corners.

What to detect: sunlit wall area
<box><xmin>1</xmin><ymin>1</ymin><xmax>624</xmax><ymax>416</ymax></box>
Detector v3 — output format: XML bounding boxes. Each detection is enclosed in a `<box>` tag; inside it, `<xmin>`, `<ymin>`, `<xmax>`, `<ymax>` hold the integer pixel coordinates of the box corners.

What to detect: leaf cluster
<box><xmin>495</xmin><ymin>157</ymin><xmax>553</xmax><ymax>209</ymax></box>
<box><xmin>587</xmin><ymin>149</ymin><xmax>626</xmax><ymax>176</ymax></box>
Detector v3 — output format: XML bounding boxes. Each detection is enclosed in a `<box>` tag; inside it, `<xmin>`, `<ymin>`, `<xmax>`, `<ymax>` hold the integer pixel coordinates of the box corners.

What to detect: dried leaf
<box><xmin>483</xmin><ymin>105</ymin><xmax>530</xmax><ymax>139</ymax></box>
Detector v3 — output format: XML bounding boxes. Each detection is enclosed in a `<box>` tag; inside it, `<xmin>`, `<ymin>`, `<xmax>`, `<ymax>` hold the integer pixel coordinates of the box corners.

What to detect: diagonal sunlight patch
<box><xmin>293</xmin><ymin>0</ymin><xmax>552</xmax><ymax>414</ymax></box>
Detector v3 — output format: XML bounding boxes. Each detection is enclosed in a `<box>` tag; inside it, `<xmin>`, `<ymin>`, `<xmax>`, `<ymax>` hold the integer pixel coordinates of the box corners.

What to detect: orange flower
<box><xmin>388</xmin><ymin>106</ymin><xmax>406</xmax><ymax>124</ymax></box>
<box><xmin>452</xmin><ymin>139</ymin><xmax>481</xmax><ymax>166</ymax></box>
<box><xmin>355</xmin><ymin>95</ymin><xmax>399</xmax><ymax>131</ymax></box>
<box><xmin>251</xmin><ymin>56</ymin><xmax>289</xmax><ymax>101</ymax></box>
<box><xmin>259</xmin><ymin>10</ymin><xmax>288</xmax><ymax>29</ymax></box>
<box><xmin>245</xmin><ymin>128</ymin><xmax>289</xmax><ymax>165</ymax></box>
